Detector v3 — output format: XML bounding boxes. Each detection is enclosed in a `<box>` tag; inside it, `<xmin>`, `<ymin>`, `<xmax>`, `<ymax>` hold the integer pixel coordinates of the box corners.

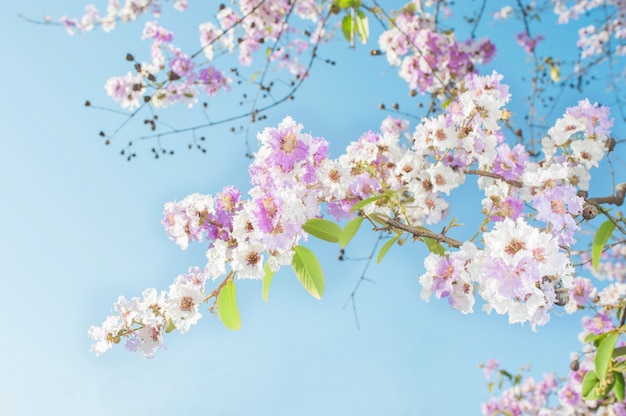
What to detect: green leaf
<box><xmin>582</xmin><ymin>370</ymin><xmax>600</xmax><ymax>400</ymax></box>
<box><xmin>339</xmin><ymin>217</ymin><xmax>364</xmax><ymax>249</ymax></box>
<box><xmin>217</xmin><ymin>280</ymin><xmax>242</xmax><ymax>331</ymax></box>
<box><xmin>335</xmin><ymin>0</ymin><xmax>361</xmax><ymax>8</ymax></box>
<box><xmin>593</xmin><ymin>220</ymin><xmax>615</xmax><ymax>271</ymax></box>
<box><xmin>350</xmin><ymin>194</ymin><xmax>385</xmax><ymax>213</ymax></box>
<box><xmin>549</xmin><ymin>64</ymin><xmax>560</xmax><ymax>82</ymax></box>
<box><xmin>292</xmin><ymin>245</ymin><xmax>325</xmax><ymax>300</ymax></box>
<box><xmin>303</xmin><ymin>218</ymin><xmax>341</xmax><ymax>243</ymax></box>
<box><xmin>262</xmin><ymin>263</ymin><xmax>274</xmax><ymax>303</ymax></box>
<box><xmin>499</xmin><ymin>369</ymin><xmax>513</xmax><ymax>381</ymax></box>
<box><xmin>613</xmin><ymin>346</ymin><xmax>626</xmax><ymax>359</ymax></box>
<box><xmin>585</xmin><ymin>332</ymin><xmax>600</xmax><ymax>344</ymax></box>
<box><xmin>596</xmin><ymin>332</ymin><xmax>619</xmax><ymax>382</ymax></box>
<box><xmin>165</xmin><ymin>316</ymin><xmax>176</xmax><ymax>333</ymax></box>
<box><xmin>355</xmin><ymin>10</ymin><xmax>369</xmax><ymax>44</ymax></box>
<box><xmin>423</xmin><ymin>236</ymin><xmax>446</xmax><ymax>256</ymax></box>
<box><xmin>341</xmin><ymin>14</ymin><xmax>353</xmax><ymax>43</ymax></box>
<box><xmin>377</xmin><ymin>234</ymin><xmax>400</xmax><ymax>264</ymax></box>
<box><xmin>614</xmin><ymin>361</ymin><xmax>626</xmax><ymax>373</ymax></box>
<box><xmin>614</xmin><ymin>372</ymin><xmax>625</xmax><ymax>403</ymax></box>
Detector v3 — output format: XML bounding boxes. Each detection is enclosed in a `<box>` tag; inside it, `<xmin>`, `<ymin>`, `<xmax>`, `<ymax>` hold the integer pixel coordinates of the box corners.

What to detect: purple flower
<box><xmin>490</xmin><ymin>196</ymin><xmax>524</xmax><ymax>222</ymax></box>
<box><xmin>566</xmin><ymin>99</ymin><xmax>614</xmax><ymax>137</ymax></box>
<box><xmin>265</xmin><ymin>125</ymin><xmax>310</xmax><ymax>173</ymax></box>
<box><xmin>533</xmin><ymin>185</ymin><xmax>583</xmax><ymax>244</ymax></box>
<box><xmin>558</xmin><ymin>384</ymin><xmax>581</xmax><ymax>407</ymax></box>
<box><xmin>515</xmin><ymin>32</ymin><xmax>545</xmax><ymax>55</ymax></box>
<box><xmin>198</xmin><ymin>66</ymin><xmax>231</xmax><ymax>96</ymax></box>
<box><xmin>493</xmin><ymin>143</ymin><xmax>528</xmax><ymax>181</ymax></box>
<box><xmin>483</xmin><ymin>257</ymin><xmax>540</xmax><ymax>299</ymax></box>
<box><xmin>169</xmin><ymin>56</ymin><xmax>194</xmax><ymax>77</ymax></box>
<box><xmin>583</xmin><ymin>312</ymin><xmax>614</xmax><ymax>335</ymax></box>
<box><xmin>569</xmin><ymin>277</ymin><xmax>594</xmax><ymax>306</ymax></box>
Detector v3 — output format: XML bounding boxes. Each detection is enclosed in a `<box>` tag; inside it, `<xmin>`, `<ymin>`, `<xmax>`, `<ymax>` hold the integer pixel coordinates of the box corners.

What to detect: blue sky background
<box><xmin>2</xmin><ymin>1</ymin><xmax>625</xmax><ymax>415</ymax></box>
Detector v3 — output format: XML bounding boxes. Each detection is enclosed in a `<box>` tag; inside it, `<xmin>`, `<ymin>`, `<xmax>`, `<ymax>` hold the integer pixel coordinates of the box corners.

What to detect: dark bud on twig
<box><xmin>125</xmin><ymin>53</ymin><xmax>134</xmax><ymax>61</ymax></box>
<box><xmin>104</xmin><ymin>139</ymin><xmax>110</xmax><ymax>145</ymax></box>
<box><xmin>570</xmin><ymin>360</ymin><xmax>580</xmax><ymax>372</ymax></box>
<box><xmin>554</xmin><ymin>288</ymin><xmax>569</xmax><ymax>306</ymax></box>
<box><xmin>370</xmin><ymin>49</ymin><xmax>382</xmax><ymax>56</ymax></box>
<box><xmin>143</xmin><ymin>96</ymin><xmax>151</xmax><ymax>103</ymax></box>
<box><xmin>606</xmin><ymin>137</ymin><xmax>616</xmax><ymax>152</ymax></box>
<box><xmin>147</xmin><ymin>74</ymin><xmax>156</xmax><ymax>82</ymax></box>
<box><xmin>410</xmin><ymin>89</ymin><xmax>417</xmax><ymax>97</ymax></box>
<box><xmin>219</xmin><ymin>4</ymin><xmax>225</xmax><ymax>10</ymax></box>
<box><xmin>168</xmin><ymin>71</ymin><xmax>181</xmax><ymax>81</ymax></box>
<box><xmin>132</xmin><ymin>83</ymin><xmax>143</xmax><ymax>92</ymax></box>
<box><xmin>379</xmin><ymin>103</ymin><xmax>385</xmax><ymax>110</ymax></box>
<box><xmin>134</xmin><ymin>63</ymin><xmax>142</xmax><ymax>73</ymax></box>
<box><xmin>84</xmin><ymin>100</ymin><xmax>91</xmax><ymax>107</ymax></box>
<box><xmin>392</xmin><ymin>103</ymin><xmax>399</xmax><ymax>110</ymax></box>
<box><xmin>99</xmin><ymin>131</ymin><xmax>105</xmax><ymax>137</ymax></box>
<box><xmin>582</xmin><ymin>204</ymin><xmax>598</xmax><ymax>220</ymax></box>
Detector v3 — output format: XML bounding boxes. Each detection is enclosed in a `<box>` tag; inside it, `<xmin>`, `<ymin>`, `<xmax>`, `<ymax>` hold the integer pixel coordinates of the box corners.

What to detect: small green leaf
<box><xmin>217</xmin><ymin>280</ymin><xmax>242</xmax><ymax>331</ymax></box>
<box><xmin>341</xmin><ymin>14</ymin><xmax>353</xmax><ymax>43</ymax></box>
<box><xmin>582</xmin><ymin>370</ymin><xmax>600</xmax><ymax>400</ymax></box>
<box><xmin>614</xmin><ymin>372</ymin><xmax>625</xmax><ymax>403</ymax></box>
<box><xmin>585</xmin><ymin>332</ymin><xmax>600</xmax><ymax>344</ymax></box>
<box><xmin>339</xmin><ymin>217</ymin><xmax>364</xmax><ymax>249</ymax></box>
<box><xmin>303</xmin><ymin>218</ymin><xmax>341</xmax><ymax>243</ymax></box>
<box><xmin>499</xmin><ymin>369</ymin><xmax>513</xmax><ymax>381</ymax></box>
<box><xmin>262</xmin><ymin>263</ymin><xmax>274</xmax><ymax>303</ymax></box>
<box><xmin>593</xmin><ymin>220</ymin><xmax>615</xmax><ymax>271</ymax></box>
<box><xmin>350</xmin><ymin>194</ymin><xmax>385</xmax><ymax>213</ymax></box>
<box><xmin>596</xmin><ymin>332</ymin><xmax>619</xmax><ymax>382</ymax></box>
<box><xmin>292</xmin><ymin>245</ymin><xmax>325</xmax><ymax>300</ymax></box>
<box><xmin>613</xmin><ymin>361</ymin><xmax>626</xmax><ymax>373</ymax></box>
<box><xmin>355</xmin><ymin>10</ymin><xmax>369</xmax><ymax>44</ymax></box>
<box><xmin>423</xmin><ymin>236</ymin><xmax>446</xmax><ymax>256</ymax></box>
<box><xmin>549</xmin><ymin>64</ymin><xmax>560</xmax><ymax>82</ymax></box>
<box><xmin>377</xmin><ymin>234</ymin><xmax>400</xmax><ymax>264</ymax></box>
<box><xmin>165</xmin><ymin>316</ymin><xmax>176</xmax><ymax>333</ymax></box>
<box><xmin>613</xmin><ymin>346</ymin><xmax>626</xmax><ymax>359</ymax></box>
<box><xmin>335</xmin><ymin>0</ymin><xmax>361</xmax><ymax>8</ymax></box>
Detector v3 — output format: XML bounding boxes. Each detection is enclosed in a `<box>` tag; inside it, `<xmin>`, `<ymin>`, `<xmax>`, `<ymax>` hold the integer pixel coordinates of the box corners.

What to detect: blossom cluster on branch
<box><xmin>33</xmin><ymin>0</ymin><xmax>626</xmax><ymax>412</ymax></box>
<box><xmin>89</xmin><ymin>70</ymin><xmax>616</xmax><ymax>356</ymax></box>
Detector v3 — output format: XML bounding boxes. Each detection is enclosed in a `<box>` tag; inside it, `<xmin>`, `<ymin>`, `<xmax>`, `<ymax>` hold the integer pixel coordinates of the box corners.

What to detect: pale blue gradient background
<box><xmin>1</xmin><ymin>2</ymin><xmax>624</xmax><ymax>415</ymax></box>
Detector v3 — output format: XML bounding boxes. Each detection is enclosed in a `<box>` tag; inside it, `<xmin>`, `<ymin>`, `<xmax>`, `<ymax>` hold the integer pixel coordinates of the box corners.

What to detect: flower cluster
<box><xmin>418</xmin><ymin>78</ymin><xmax>615</xmax><ymax>329</ymax></box>
<box><xmin>553</xmin><ymin>0</ymin><xmax>626</xmax><ymax>59</ymax></box>
<box><xmin>59</xmin><ymin>0</ymin><xmax>186</xmax><ymax>35</ymax></box>
<box><xmin>61</xmin><ymin>1</ymin><xmax>327</xmax><ymax>111</ymax></box>
<box><xmin>378</xmin><ymin>7</ymin><xmax>495</xmax><ymax>94</ymax></box>
<box><xmin>482</xmin><ymin>282</ymin><xmax>626</xmax><ymax>414</ymax></box>
<box><xmin>88</xmin><ymin>267</ymin><xmax>207</xmax><ymax>358</ymax></box>
<box><xmin>91</xmin><ymin>71</ymin><xmax>615</xmax><ymax>356</ymax></box>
